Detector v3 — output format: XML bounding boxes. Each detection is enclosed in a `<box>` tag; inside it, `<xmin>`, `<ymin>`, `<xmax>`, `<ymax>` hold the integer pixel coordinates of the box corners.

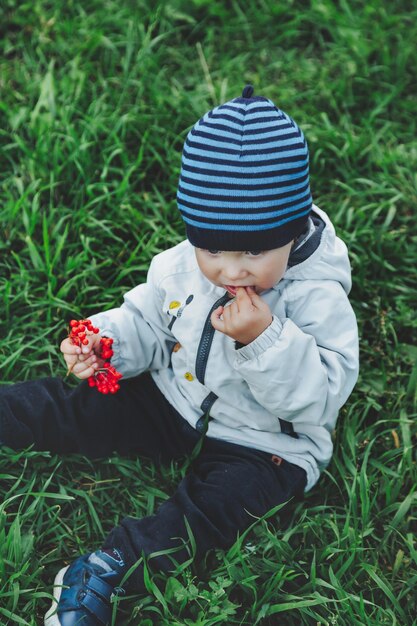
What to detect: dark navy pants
<box><xmin>0</xmin><ymin>373</ymin><xmax>306</xmax><ymax>592</ymax></box>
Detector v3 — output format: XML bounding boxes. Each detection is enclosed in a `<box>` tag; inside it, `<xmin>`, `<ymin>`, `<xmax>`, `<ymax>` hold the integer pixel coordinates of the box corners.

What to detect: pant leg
<box><xmin>0</xmin><ymin>373</ymin><xmax>199</xmax><ymax>462</ymax></box>
<box><xmin>103</xmin><ymin>436</ymin><xmax>307</xmax><ymax>592</ymax></box>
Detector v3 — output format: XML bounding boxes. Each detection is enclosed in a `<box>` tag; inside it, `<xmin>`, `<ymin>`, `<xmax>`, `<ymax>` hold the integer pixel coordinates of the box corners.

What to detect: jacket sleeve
<box><xmin>88</xmin><ymin>259</ymin><xmax>175</xmax><ymax>379</ymax></box>
<box><xmin>233</xmin><ymin>280</ymin><xmax>359</xmax><ymax>430</ymax></box>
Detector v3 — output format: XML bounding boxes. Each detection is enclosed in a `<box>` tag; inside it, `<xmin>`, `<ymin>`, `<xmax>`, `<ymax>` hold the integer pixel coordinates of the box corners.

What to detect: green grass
<box><xmin>1</xmin><ymin>0</ymin><xmax>417</xmax><ymax>623</ymax></box>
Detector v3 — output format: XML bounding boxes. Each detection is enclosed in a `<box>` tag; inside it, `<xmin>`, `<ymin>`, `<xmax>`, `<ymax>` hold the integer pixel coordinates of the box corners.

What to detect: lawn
<box><xmin>1</xmin><ymin>0</ymin><xmax>416</xmax><ymax>624</ymax></box>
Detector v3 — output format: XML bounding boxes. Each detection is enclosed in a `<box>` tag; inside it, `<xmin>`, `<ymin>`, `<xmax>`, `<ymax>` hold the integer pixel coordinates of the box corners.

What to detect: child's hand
<box><xmin>211</xmin><ymin>287</ymin><xmax>273</xmax><ymax>345</ymax></box>
<box><xmin>60</xmin><ymin>333</ymin><xmax>104</xmax><ymax>379</ymax></box>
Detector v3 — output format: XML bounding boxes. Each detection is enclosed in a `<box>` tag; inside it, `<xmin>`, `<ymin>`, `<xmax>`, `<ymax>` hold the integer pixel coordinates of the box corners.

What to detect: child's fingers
<box><xmin>236</xmin><ymin>287</ymin><xmax>254</xmax><ymax>311</ymax></box>
<box><xmin>81</xmin><ymin>332</ymin><xmax>103</xmax><ymax>355</ymax></box>
<box><xmin>60</xmin><ymin>337</ymin><xmax>81</xmax><ymax>355</ymax></box>
<box><xmin>245</xmin><ymin>286</ymin><xmax>263</xmax><ymax>306</ymax></box>
<box><xmin>236</xmin><ymin>287</ymin><xmax>250</xmax><ymax>303</ymax></box>
<box><xmin>210</xmin><ymin>306</ymin><xmax>225</xmax><ymax>331</ymax></box>
<box><xmin>78</xmin><ymin>353</ymin><xmax>98</xmax><ymax>366</ymax></box>
<box><xmin>71</xmin><ymin>363</ymin><xmax>97</xmax><ymax>380</ymax></box>
<box><xmin>64</xmin><ymin>353</ymin><xmax>78</xmax><ymax>369</ymax></box>
<box><xmin>245</xmin><ymin>286</ymin><xmax>256</xmax><ymax>296</ymax></box>
<box><xmin>71</xmin><ymin>354</ymin><xmax>100</xmax><ymax>377</ymax></box>
<box><xmin>222</xmin><ymin>302</ymin><xmax>234</xmax><ymax>322</ymax></box>
<box><xmin>235</xmin><ymin>287</ymin><xmax>256</xmax><ymax>314</ymax></box>
<box><xmin>77</xmin><ymin>350</ymin><xmax>95</xmax><ymax>362</ymax></box>
<box><xmin>80</xmin><ymin>335</ymin><xmax>96</xmax><ymax>355</ymax></box>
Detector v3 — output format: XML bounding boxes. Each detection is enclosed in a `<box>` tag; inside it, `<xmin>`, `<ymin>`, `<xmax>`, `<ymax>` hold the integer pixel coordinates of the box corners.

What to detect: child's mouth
<box><xmin>224</xmin><ymin>285</ymin><xmax>254</xmax><ymax>296</ymax></box>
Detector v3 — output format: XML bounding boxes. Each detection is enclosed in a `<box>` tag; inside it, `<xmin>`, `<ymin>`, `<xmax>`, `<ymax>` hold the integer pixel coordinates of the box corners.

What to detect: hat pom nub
<box><xmin>241</xmin><ymin>84</ymin><xmax>254</xmax><ymax>98</ymax></box>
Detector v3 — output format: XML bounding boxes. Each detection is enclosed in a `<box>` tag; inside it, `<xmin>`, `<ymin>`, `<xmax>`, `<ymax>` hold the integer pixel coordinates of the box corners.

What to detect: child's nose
<box><xmin>223</xmin><ymin>263</ymin><xmax>247</xmax><ymax>281</ymax></box>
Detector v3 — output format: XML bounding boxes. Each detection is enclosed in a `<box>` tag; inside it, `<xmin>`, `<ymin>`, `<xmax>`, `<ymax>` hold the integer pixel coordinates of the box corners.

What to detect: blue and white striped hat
<box><xmin>177</xmin><ymin>85</ymin><xmax>312</xmax><ymax>251</ymax></box>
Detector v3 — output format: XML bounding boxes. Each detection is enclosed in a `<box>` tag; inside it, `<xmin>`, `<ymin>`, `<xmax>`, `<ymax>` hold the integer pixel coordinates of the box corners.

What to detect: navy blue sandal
<box><xmin>44</xmin><ymin>548</ymin><xmax>127</xmax><ymax>626</ymax></box>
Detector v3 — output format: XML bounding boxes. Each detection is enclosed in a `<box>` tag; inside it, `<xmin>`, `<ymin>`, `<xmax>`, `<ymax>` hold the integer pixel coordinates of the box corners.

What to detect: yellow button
<box><xmin>184</xmin><ymin>372</ymin><xmax>194</xmax><ymax>381</ymax></box>
<box><xmin>169</xmin><ymin>300</ymin><xmax>181</xmax><ymax>310</ymax></box>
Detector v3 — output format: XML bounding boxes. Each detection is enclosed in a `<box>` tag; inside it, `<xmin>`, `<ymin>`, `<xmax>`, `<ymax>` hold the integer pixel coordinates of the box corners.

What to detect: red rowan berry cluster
<box><xmin>88</xmin><ymin>361</ymin><xmax>122</xmax><ymax>394</ymax></box>
<box><xmin>68</xmin><ymin>318</ymin><xmax>122</xmax><ymax>394</ymax></box>
<box><xmin>99</xmin><ymin>337</ymin><xmax>114</xmax><ymax>360</ymax></box>
<box><xmin>69</xmin><ymin>318</ymin><xmax>100</xmax><ymax>345</ymax></box>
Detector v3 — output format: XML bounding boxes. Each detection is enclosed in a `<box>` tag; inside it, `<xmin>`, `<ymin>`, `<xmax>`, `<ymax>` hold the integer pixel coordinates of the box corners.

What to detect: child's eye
<box><xmin>245</xmin><ymin>251</ymin><xmax>263</xmax><ymax>256</ymax></box>
<box><xmin>207</xmin><ymin>249</ymin><xmax>220</xmax><ymax>255</ymax></box>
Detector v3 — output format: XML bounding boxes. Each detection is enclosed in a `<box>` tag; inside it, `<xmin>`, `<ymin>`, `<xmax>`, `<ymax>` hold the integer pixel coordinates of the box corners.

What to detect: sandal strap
<box><xmin>86</xmin><ymin>573</ymin><xmax>115</xmax><ymax>601</ymax></box>
<box><xmin>80</xmin><ymin>589</ymin><xmax>111</xmax><ymax>624</ymax></box>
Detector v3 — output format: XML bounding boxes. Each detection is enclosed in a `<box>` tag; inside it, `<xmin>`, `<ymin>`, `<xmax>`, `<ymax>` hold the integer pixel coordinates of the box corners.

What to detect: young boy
<box><xmin>0</xmin><ymin>85</ymin><xmax>359</xmax><ymax>625</ymax></box>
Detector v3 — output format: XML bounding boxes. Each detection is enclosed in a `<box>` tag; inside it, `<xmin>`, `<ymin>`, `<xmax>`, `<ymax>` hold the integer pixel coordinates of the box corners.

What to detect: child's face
<box><xmin>194</xmin><ymin>242</ymin><xmax>293</xmax><ymax>295</ymax></box>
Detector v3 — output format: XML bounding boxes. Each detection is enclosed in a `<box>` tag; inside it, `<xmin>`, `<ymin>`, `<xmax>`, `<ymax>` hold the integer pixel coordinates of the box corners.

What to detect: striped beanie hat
<box><xmin>177</xmin><ymin>85</ymin><xmax>312</xmax><ymax>251</ymax></box>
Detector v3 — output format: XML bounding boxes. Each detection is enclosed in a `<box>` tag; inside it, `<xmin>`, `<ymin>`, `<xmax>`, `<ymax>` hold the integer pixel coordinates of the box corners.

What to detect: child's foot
<box><xmin>44</xmin><ymin>548</ymin><xmax>127</xmax><ymax>625</ymax></box>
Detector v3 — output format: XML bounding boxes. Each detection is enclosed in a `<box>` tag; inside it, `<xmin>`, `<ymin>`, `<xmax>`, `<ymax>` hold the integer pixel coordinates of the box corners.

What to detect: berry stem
<box><xmin>65</xmin><ymin>362</ymin><xmax>76</xmax><ymax>378</ymax></box>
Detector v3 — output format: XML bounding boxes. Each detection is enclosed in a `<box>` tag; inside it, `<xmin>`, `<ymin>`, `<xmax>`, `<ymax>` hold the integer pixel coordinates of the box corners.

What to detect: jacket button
<box><xmin>184</xmin><ymin>372</ymin><xmax>194</xmax><ymax>381</ymax></box>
